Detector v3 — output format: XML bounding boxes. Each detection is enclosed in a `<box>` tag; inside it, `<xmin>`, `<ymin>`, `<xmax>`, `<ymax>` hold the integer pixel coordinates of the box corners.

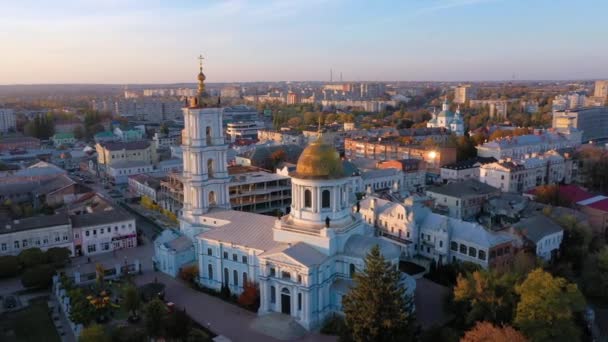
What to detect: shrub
<box><xmin>237</xmin><ymin>282</ymin><xmax>260</xmax><ymax>311</ymax></box>
<box><xmin>165</xmin><ymin>309</ymin><xmax>192</xmax><ymax>340</ymax></box>
<box><xmin>145</xmin><ymin>298</ymin><xmax>168</xmax><ymax>338</ymax></box>
<box><xmin>187</xmin><ymin>328</ymin><xmax>212</xmax><ymax>342</ymax></box>
<box><xmin>110</xmin><ymin>326</ymin><xmax>146</xmax><ymax>342</ymax></box>
<box><xmin>46</xmin><ymin>247</ymin><xmax>71</xmax><ymax>267</ymax></box>
<box><xmin>18</xmin><ymin>248</ymin><xmax>47</xmax><ymax>268</ymax></box>
<box><xmin>139</xmin><ymin>282</ymin><xmax>166</xmax><ymax>302</ymax></box>
<box><xmin>320</xmin><ymin>314</ymin><xmax>347</xmax><ymax>336</ymax></box>
<box><xmin>179</xmin><ymin>265</ymin><xmax>199</xmax><ymax>284</ymax></box>
<box><xmin>80</xmin><ymin>324</ymin><xmax>108</xmax><ymax>342</ymax></box>
<box><xmin>0</xmin><ymin>255</ymin><xmax>21</xmax><ymax>278</ymax></box>
<box><xmin>21</xmin><ymin>264</ymin><xmax>54</xmax><ymax>289</ymax></box>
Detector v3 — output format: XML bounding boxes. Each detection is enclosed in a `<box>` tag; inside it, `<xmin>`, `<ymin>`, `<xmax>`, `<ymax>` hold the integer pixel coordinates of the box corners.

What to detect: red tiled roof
<box><xmin>527</xmin><ymin>184</ymin><xmax>594</xmax><ymax>204</ymax></box>
<box><xmin>586</xmin><ymin>198</ymin><xmax>608</xmax><ymax>212</ymax></box>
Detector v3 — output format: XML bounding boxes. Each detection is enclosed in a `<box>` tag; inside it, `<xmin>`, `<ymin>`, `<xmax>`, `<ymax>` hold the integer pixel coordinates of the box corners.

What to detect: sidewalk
<box><xmin>133</xmin><ymin>272</ymin><xmax>336</xmax><ymax>342</ymax></box>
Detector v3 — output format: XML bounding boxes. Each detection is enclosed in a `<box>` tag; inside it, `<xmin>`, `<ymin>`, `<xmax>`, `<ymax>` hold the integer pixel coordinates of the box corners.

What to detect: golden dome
<box><xmin>197</xmin><ymin>71</ymin><xmax>206</xmax><ymax>82</ymax></box>
<box><xmin>294</xmin><ymin>135</ymin><xmax>344</xmax><ymax>179</ymax></box>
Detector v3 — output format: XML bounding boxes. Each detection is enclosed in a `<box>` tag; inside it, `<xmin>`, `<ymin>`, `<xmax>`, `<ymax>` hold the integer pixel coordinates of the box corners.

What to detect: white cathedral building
<box><xmin>154</xmin><ymin>63</ymin><xmax>415</xmax><ymax>331</ymax></box>
<box><xmin>427</xmin><ymin>98</ymin><xmax>465</xmax><ymax>136</ymax></box>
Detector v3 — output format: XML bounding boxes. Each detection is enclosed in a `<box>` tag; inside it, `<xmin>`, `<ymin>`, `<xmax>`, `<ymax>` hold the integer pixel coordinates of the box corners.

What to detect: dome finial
<box><xmin>197</xmin><ymin>54</ymin><xmax>206</xmax><ymax>101</ymax></box>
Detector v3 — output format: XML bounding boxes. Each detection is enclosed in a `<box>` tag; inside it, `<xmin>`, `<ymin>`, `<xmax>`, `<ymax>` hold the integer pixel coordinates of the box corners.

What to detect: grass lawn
<box><xmin>0</xmin><ymin>297</ymin><xmax>60</xmax><ymax>342</ymax></box>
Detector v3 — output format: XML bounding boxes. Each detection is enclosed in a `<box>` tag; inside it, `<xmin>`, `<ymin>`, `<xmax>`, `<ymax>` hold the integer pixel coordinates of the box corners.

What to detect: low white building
<box><xmin>359</xmin><ymin>196</ymin><xmax>516</xmax><ymax>269</ymax></box>
<box><xmin>426</xmin><ymin>180</ymin><xmax>500</xmax><ymax>220</ymax></box>
<box><xmin>71</xmin><ymin>208</ymin><xmax>137</xmax><ymax>256</ymax></box>
<box><xmin>512</xmin><ymin>215</ymin><xmax>563</xmax><ymax>261</ymax></box>
<box><xmin>476</xmin><ymin>128</ymin><xmax>582</xmax><ymax>160</ymax></box>
<box><xmin>0</xmin><ymin>214</ymin><xmax>74</xmax><ymax>256</ymax></box>
<box><xmin>153</xmin><ymin>131</ymin><xmax>181</xmax><ymax>149</ymax></box>
<box><xmin>226</xmin><ymin>121</ymin><xmax>265</xmax><ymax>142</ymax></box>
<box><xmin>107</xmin><ymin>160</ymin><xmax>154</xmax><ymax>184</ymax></box>
<box><xmin>440</xmin><ymin>157</ymin><xmax>497</xmax><ymax>182</ymax></box>
<box><xmin>128</xmin><ymin>174</ymin><xmax>161</xmax><ymax>202</ymax></box>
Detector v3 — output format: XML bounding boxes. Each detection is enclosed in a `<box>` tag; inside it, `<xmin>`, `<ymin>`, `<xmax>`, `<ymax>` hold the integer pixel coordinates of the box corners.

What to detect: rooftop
<box><xmin>513</xmin><ymin>215</ymin><xmax>563</xmax><ymax>244</ymax></box>
<box><xmin>442</xmin><ymin>157</ymin><xmax>497</xmax><ymax>170</ymax></box>
<box><xmin>99</xmin><ymin>140</ymin><xmax>150</xmax><ymax>151</ymax></box>
<box><xmin>0</xmin><ymin>214</ymin><xmax>70</xmax><ymax>234</ymax></box>
<box><xmin>427</xmin><ymin>179</ymin><xmax>499</xmax><ymax>198</ymax></box>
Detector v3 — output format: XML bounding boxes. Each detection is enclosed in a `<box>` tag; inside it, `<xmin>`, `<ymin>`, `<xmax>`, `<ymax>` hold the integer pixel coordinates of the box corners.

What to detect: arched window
<box><xmin>281</xmin><ymin>287</ymin><xmax>290</xmax><ymax>294</ymax></box>
<box><xmin>207</xmin><ymin>159</ymin><xmax>214</xmax><ymax>178</ymax></box>
<box><xmin>298</xmin><ymin>293</ymin><xmax>302</xmax><ymax>311</ymax></box>
<box><xmin>206</xmin><ymin>126</ymin><xmax>212</xmax><ymax>145</ymax></box>
<box><xmin>322</xmin><ymin>190</ymin><xmax>330</xmax><ymax>208</ymax></box>
<box><xmin>349</xmin><ymin>263</ymin><xmax>356</xmax><ymax>278</ymax></box>
<box><xmin>208</xmin><ymin>191</ymin><xmax>216</xmax><ymax>206</ymax></box>
<box><xmin>242</xmin><ymin>272</ymin><xmax>248</xmax><ymax>285</ymax></box>
<box><xmin>208</xmin><ymin>264</ymin><xmax>213</xmax><ymax>280</ymax></box>
<box><xmin>304</xmin><ymin>189</ymin><xmax>311</xmax><ymax>208</ymax></box>
<box><xmin>233</xmin><ymin>270</ymin><xmax>238</xmax><ymax>286</ymax></box>
<box><xmin>223</xmin><ymin>268</ymin><xmax>229</xmax><ymax>285</ymax></box>
<box><xmin>270</xmin><ymin>286</ymin><xmax>276</xmax><ymax>303</ymax></box>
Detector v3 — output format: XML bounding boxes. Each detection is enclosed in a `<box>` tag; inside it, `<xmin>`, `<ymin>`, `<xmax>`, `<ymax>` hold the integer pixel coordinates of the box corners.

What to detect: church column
<box><xmin>332</xmin><ymin>187</ymin><xmax>337</xmax><ymax>213</ymax></box>
<box><xmin>260</xmin><ymin>279</ymin><xmax>269</xmax><ymax>312</ymax></box>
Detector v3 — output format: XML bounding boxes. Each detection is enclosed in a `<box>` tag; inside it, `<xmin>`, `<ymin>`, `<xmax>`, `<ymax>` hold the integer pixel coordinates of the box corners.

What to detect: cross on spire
<box><xmin>198</xmin><ymin>54</ymin><xmax>205</xmax><ymax>72</ymax></box>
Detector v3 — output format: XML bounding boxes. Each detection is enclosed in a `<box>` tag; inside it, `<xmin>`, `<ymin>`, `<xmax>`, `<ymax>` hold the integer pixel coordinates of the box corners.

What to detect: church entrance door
<box><xmin>281</xmin><ymin>288</ymin><xmax>291</xmax><ymax>315</ymax></box>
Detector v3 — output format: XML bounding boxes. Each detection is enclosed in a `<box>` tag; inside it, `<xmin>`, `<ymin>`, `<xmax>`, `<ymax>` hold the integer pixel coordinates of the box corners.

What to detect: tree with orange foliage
<box><xmin>461</xmin><ymin>321</ymin><xmax>527</xmax><ymax>342</ymax></box>
<box><xmin>237</xmin><ymin>281</ymin><xmax>260</xmax><ymax>311</ymax></box>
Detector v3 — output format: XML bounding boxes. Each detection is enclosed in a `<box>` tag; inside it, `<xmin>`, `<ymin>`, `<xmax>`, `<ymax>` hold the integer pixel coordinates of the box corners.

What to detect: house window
<box><xmin>270</xmin><ymin>267</ymin><xmax>276</xmax><ymax>277</ymax></box>
<box><xmin>439</xmin><ymin>240</ymin><xmax>443</xmax><ymax>248</ymax></box>
<box><xmin>63</xmin><ymin>235</ymin><xmax>68</xmax><ymax>241</ymax></box>
<box><xmin>55</xmin><ymin>236</ymin><xmax>60</xmax><ymax>242</ymax></box>
<box><xmin>208</xmin><ymin>264</ymin><xmax>213</xmax><ymax>280</ymax></box>
<box><xmin>297</xmin><ymin>275</ymin><xmax>302</xmax><ymax>283</ymax></box>
<box><xmin>1</xmin><ymin>243</ymin><xmax>6</xmax><ymax>251</ymax></box>
<box><xmin>281</xmin><ymin>271</ymin><xmax>291</xmax><ymax>280</ymax></box>
<box><xmin>87</xmin><ymin>244</ymin><xmax>96</xmax><ymax>253</ymax></box>
<box><xmin>504</xmin><ymin>246</ymin><xmax>510</xmax><ymax>254</ymax></box>
<box><xmin>270</xmin><ymin>286</ymin><xmax>276</xmax><ymax>303</ymax></box>
<box><xmin>242</xmin><ymin>255</ymin><xmax>248</xmax><ymax>264</ymax></box>
<box><xmin>350</xmin><ymin>263</ymin><xmax>356</xmax><ymax>278</ymax></box>
<box><xmin>304</xmin><ymin>189</ymin><xmax>312</xmax><ymax>208</ymax></box>
<box><xmin>223</xmin><ymin>251</ymin><xmax>228</xmax><ymax>259</ymax></box>
<box><xmin>93</xmin><ymin>229</ymin><xmax>97</xmax><ymax>235</ymax></box>
<box><xmin>298</xmin><ymin>293</ymin><xmax>302</xmax><ymax>311</ymax></box>
<box><xmin>223</xmin><ymin>268</ymin><xmax>229</xmax><ymax>285</ymax></box>
<box><xmin>86</xmin><ymin>231</ymin><xmax>90</xmax><ymax>237</ymax></box>
<box><xmin>459</xmin><ymin>244</ymin><xmax>467</xmax><ymax>254</ymax></box>
<box><xmin>14</xmin><ymin>241</ymin><xmax>19</xmax><ymax>249</ymax></box>
<box><xmin>451</xmin><ymin>241</ymin><xmax>458</xmax><ymax>251</ymax></box>
<box><xmin>232</xmin><ymin>254</ymin><xmax>237</xmax><ymax>262</ymax></box>
<box><xmin>115</xmin><ymin>227</ymin><xmax>118</xmax><ymax>232</ymax></box>
<box><xmin>243</xmin><ymin>272</ymin><xmax>248</xmax><ymax>285</ymax></box>
<box><xmin>490</xmin><ymin>250</ymin><xmax>496</xmax><ymax>259</ymax></box>
<box><xmin>207</xmin><ymin>248</ymin><xmax>213</xmax><ymax>256</ymax></box>
<box><xmin>468</xmin><ymin>247</ymin><xmax>477</xmax><ymax>257</ymax></box>
<box><xmin>102</xmin><ymin>242</ymin><xmax>110</xmax><ymax>251</ymax></box>
<box><xmin>22</xmin><ymin>240</ymin><xmax>28</xmax><ymax>247</ymax></box>
<box><xmin>478</xmin><ymin>250</ymin><xmax>486</xmax><ymax>261</ymax></box>
<box><xmin>233</xmin><ymin>270</ymin><xmax>238</xmax><ymax>286</ymax></box>
<box><xmin>497</xmin><ymin>248</ymin><xmax>503</xmax><ymax>257</ymax></box>
<box><xmin>322</xmin><ymin>190</ymin><xmax>331</xmax><ymax>208</ymax></box>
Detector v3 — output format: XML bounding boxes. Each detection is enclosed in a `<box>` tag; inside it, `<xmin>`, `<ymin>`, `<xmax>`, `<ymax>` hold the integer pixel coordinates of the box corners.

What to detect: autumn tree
<box><xmin>582</xmin><ymin>246</ymin><xmax>608</xmax><ymax>301</ymax></box>
<box><xmin>453</xmin><ymin>270</ymin><xmax>518</xmax><ymax>325</ymax></box>
<box><xmin>269</xmin><ymin>149</ymin><xmax>287</xmax><ymax>169</ymax></box>
<box><xmin>514</xmin><ymin>269</ymin><xmax>585</xmax><ymax>342</ymax></box>
<box><xmin>461</xmin><ymin>321</ymin><xmax>527</xmax><ymax>342</ymax></box>
<box><xmin>342</xmin><ymin>245</ymin><xmax>415</xmax><ymax>342</ymax></box>
<box><xmin>145</xmin><ymin>298</ymin><xmax>168</xmax><ymax>338</ymax></box>
<box><xmin>123</xmin><ymin>284</ymin><xmax>140</xmax><ymax>319</ymax></box>
<box><xmin>238</xmin><ymin>281</ymin><xmax>260</xmax><ymax>311</ymax></box>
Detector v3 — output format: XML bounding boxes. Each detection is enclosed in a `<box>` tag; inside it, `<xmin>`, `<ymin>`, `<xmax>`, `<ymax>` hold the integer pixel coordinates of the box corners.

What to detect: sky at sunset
<box><xmin>1</xmin><ymin>0</ymin><xmax>607</xmax><ymax>84</ymax></box>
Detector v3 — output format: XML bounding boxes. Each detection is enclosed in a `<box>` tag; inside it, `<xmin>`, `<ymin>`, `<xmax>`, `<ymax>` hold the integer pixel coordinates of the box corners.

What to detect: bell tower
<box><xmin>180</xmin><ymin>56</ymin><xmax>230</xmax><ymax>229</ymax></box>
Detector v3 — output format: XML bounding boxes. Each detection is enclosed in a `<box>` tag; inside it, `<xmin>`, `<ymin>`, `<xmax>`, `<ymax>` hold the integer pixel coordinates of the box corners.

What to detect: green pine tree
<box><xmin>342</xmin><ymin>245</ymin><xmax>416</xmax><ymax>342</ymax></box>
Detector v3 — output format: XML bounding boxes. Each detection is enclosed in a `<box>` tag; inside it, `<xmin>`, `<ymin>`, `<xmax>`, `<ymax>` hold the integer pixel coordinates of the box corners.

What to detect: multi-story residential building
<box><xmin>594</xmin><ymin>80</ymin><xmax>608</xmax><ymax>98</ymax></box>
<box><xmin>0</xmin><ymin>108</ymin><xmax>16</xmax><ymax>133</ymax></box>
<box><xmin>220</xmin><ymin>86</ymin><xmax>241</xmax><ymax>98</ymax></box>
<box><xmin>344</xmin><ymin>137</ymin><xmax>457</xmax><ymax>172</ymax></box>
<box><xmin>52</xmin><ymin>133</ymin><xmax>76</xmax><ymax>147</ymax></box>
<box><xmin>321</xmin><ymin>100</ymin><xmax>397</xmax><ymax>113</ymax></box>
<box><xmin>454</xmin><ymin>85</ymin><xmax>477</xmax><ymax>104</ymax></box>
<box><xmin>0</xmin><ymin>214</ymin><xmax>74</xmax><ymax>256</ymax></box>
<box><xmin>159</xmin><ymin>172</ymin><xmax>185</xmax><ymax>216</ymax></box>
<box><xmin>552</xmin><ymin>92</ymin><xmax>587</xmax><ymax>111</ymax></box>
<box><xmin>397</xmin><ymin>127</ymin><xmax>452</xmax><ymax>145</ymax></box>
<box><xmin>376</xmin><ymin>159</ymin><xmax>426</xmax><ymax>192</ymax></box>
<box><xmin>257</xmin><ymin>129</ymin><xmax>306</xmax><ymax>146</ymax></box>
<box><xmin>440</xmin><ymin>157</ymin><xmax>497</xmax><ymax>182</ymax></box>
<box><xmin>152</xmin><ymin>131</ymin><xmax>181</xmax><ymax>149</ymax></box>
<box><xmin>128</xmin><ymin>174</ymin><xmax>162</xmax><ymax>202</ymax></box>
<box><xmin>0</xmin><ymin>136</ymin><xmax>40</xmax><ymax>152</ymax></box>
<box><xmin>552</xmin><ymin>106</ymin><xmax>608</xmax><ymax>143</ymax></box>
<box><xmin>359</xmin><ymin>196</ymin><xmax>515</xmax><ymax>269</ymax></box>
<box><xmin>96</xmin><ymin>141</ymin><xmax>157</xmax><ymax>168</ymax></box>
<box><xmin>91</xmin><ymin>98</ymin><xmax>184</xmax><ymax>121</ymax></box>
<box><xmin>226</xmin><ymin>122</ymin><xmax>265</xmax><ymax>142</ymax></box>
<box><xmin>469</xmin><ymin>99</ymin><xmax>510</xmax><ymax>118</ymax></box>
<box><xmin>476</xmin><ymin>129</ymin><xmax>582</xmax><ymax>160</ymax></box>
<box><xmin>479</xmin><ymin>151</ymin><xmax>570</xmax><ymax>193</ymax></box>
<box><xmin>426</xmin><ymin>180</ymin><xmax>500</xmax><ymax>220</ymax></box>
<box><xmin>221</xmin><ymin>105</ymin><xmax>259</xmax><ymax>125</ymax></box>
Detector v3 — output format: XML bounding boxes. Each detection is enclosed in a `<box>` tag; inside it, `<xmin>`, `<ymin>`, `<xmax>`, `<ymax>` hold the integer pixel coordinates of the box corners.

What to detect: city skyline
<box><xmin>2</xmin><ymin>0</ymin><xmax>608</xmax><ymax>84</ymax></box>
